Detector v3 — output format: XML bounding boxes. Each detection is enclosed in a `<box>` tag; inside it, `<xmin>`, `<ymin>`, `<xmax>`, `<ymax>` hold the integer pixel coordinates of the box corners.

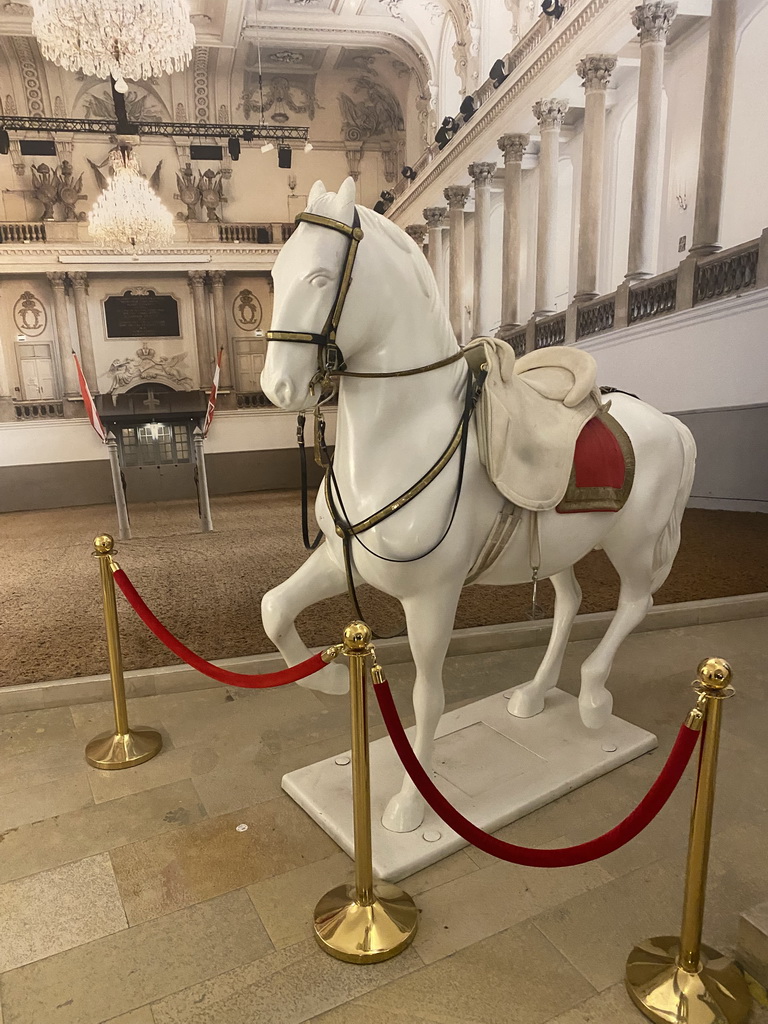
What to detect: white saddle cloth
<box><xmin>464</xmin><ymin>337</ymin><xmax>605</xmax><ymax>511</ymax></box>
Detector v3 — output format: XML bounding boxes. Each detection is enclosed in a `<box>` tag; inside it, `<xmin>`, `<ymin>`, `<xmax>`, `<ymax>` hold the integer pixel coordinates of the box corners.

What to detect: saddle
<box><xmin>464</xmin><ymin>338</ymin><xmax>607</xmax><ymax>511</ymax></box>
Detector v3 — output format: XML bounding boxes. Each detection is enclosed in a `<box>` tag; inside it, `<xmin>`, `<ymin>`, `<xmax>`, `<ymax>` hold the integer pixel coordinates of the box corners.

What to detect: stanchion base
<box><xmin>313</xmin><ymin>881</ymin><xmax>418</xmax><ymax>964</ymax></box>
<box><xmin>626</xmin><ymin>936</ymin><xmax>751</xmax><ymax>1024</ymax></box>
<box><xmin>85</xmin><ymin>729</ymin><xmax>163</xmax><ymax>770</ymax></box>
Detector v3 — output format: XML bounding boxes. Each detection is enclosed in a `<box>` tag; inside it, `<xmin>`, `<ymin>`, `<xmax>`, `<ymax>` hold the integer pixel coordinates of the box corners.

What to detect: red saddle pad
<box><xmin>556</xmin><ymin>413</ymin><xmax>635</xmax><ymax>514</ymax></box>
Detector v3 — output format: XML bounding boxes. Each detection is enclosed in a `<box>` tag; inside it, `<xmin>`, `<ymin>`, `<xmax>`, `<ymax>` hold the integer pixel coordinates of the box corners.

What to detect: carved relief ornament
<box><xmin>576</xmin><ymin>54</ymin><xmax>617</xmax><ymax>91</ymax></box>
<box><xmin>631</xmin><ymin>2</ymin><xmax>678</xmax><ymax>44</ymax></box>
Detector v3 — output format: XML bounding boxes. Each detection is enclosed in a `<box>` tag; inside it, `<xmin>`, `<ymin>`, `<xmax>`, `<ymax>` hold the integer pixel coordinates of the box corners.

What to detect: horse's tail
<box><xmin>651</xmin><ymin>416</ymin><xmax>697</xmax><ymax>593</ymax></box>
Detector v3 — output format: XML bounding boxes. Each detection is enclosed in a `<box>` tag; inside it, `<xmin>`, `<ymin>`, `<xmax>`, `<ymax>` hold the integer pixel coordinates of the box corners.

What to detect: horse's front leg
<box><xmin>261</xmin><ymin>543</ymin><xmax>350</xmax><ymax>695</ymax></box>
<box><xmin>381</xmin><ymin>582</ymin><xmax>463</xmax><ymax>833</ymax></box>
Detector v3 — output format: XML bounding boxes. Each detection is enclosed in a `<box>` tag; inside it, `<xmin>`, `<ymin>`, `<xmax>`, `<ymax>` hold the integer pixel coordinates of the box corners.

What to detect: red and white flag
<box><xmin>203</xmin><ymin>347</ymin><xmax>223</xmax><ymax>438</ymax></box>
<box><xmin>72</xmin><ymin>351</ymin><xmax>106</xmax><ymax>442</ymax></box>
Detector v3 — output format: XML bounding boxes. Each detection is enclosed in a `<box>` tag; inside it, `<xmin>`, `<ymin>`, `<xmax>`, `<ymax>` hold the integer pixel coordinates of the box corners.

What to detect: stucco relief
<box><xmin>13</xmin><ymin>291</ymin><xmax>47</xmax><ymax>337</ymax></box>
<box><xmin>104</xmin><ymin>347</ymin><xmax>192</xmax><ymax>394</ymax></box>
<box><xmin>233</xmin><ymin>289</ymin><xmax>263</xmax><ymax>331</ymax></box>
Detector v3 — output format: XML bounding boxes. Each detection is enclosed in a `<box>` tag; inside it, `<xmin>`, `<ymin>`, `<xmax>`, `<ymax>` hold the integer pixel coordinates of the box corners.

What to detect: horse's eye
<box><xmin>307</xmin><ymin>272</ymin><xmax>331</xmax><ymax>288</ymax></box>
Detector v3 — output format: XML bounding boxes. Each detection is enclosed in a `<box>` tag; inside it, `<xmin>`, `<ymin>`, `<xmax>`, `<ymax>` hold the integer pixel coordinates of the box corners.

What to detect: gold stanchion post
<box><xmin>625</xmin><ymin>657</ymin><xmax>752</xmax><ymax>1024</ymax></box>
<box><xmin>85</xmin><ymin>535</ymin><xmax>163</xmax><ymax>770</ymax></box>
<box><xmin>313</xmin><ymin>621</ymin><xmax>419</xmax><ymax>963</ymax></box>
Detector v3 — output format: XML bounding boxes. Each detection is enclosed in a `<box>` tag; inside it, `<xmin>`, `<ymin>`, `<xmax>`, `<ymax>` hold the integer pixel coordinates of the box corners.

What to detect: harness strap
<box><xmin>331</xmin><ymin>350</ymin><xmax>466</xmax><ymax>380</ymax></box>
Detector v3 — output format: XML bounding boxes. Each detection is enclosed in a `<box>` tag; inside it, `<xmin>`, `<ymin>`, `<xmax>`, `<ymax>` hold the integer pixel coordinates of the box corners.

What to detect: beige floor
<box><xmin>1</xmin><ymin>616</ymin><xmax>767</xmax><ymax>1024</ymax></box>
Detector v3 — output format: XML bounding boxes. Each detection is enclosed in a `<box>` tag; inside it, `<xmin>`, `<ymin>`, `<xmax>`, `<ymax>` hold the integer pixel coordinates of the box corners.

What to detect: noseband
<box><xmin>266</xmin><ymin>208</ymin><xmax>364</xmax><ymax>386</ymax></box>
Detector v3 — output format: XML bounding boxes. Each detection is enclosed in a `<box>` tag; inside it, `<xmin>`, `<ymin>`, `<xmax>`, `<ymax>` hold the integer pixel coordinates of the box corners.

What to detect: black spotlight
<box><xmin>489</xmin><ymin>58</ymin><xmax>509</xmax><ymax>88</ymax></box>
<box><xmin>373</xmin><ymin>200</ymin><xmax>387</xmax><ymax>214</ymax></box>
<box><xmin>373</xmin><ymin>190</ymin><xmax>395</xmax><ymax>215</ymax></box>
<box><xmin>242</xmin><ymin>129</ymin><xmax>255</xmax><ymax>142</ymax></box>
<box><xmin>435</xmin><ymin>116</ymin><xmax>460</xmax><ymax>150</ymax></box>
<box><xmin>227</xmin><ymin>137</ymin><xmax>241</xmax><ymax>161</ymax></box>
<box><xmin>0</xmin><ymin>128</ymin><xmax>9</xmax><ymax>156</ymax></box>
<box><xmin>380</xmin><ymin>190</ymin><xmax>394</xmax><ymax>204</ymax></box>
<box><xmin>541</xmin><ymin>0</ymin><xmax>565</xmax><ymax>18</ymax></box>
<box><xmin>459</xmin><ymin>95</ymin><xmax>477</xmax><ymax>123</ymax></box>
<box><xmin>401</xmin><ymin>165</ymin><xmax>417</xmax><ymax>181</ymax></box>
<box><xmin>278</xmin><ymin>145</ymin><xmax>292</xmax><ymax>169</ymax></box>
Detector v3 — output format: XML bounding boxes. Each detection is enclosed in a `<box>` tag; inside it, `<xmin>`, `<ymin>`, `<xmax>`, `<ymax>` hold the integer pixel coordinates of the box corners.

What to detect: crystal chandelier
<box><xmin>30</xmin><ymin>0</ymin><xmax>195</xmax><ymax>90</ymax></box>
<box><xmin>88</xmin><ymin>148</ymin><xmax>175</xmax><ymax>253</ymax></box>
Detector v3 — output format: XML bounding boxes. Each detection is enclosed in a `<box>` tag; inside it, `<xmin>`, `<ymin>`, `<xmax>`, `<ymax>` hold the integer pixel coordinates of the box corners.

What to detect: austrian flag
<box><xmin>72</xmin><ymin>351</ymin><xmax>106</xmax><ymax>442</ymax></box>
<box><xmin>203</xmin><ymin>347</ymin><xmax>224</xmax><ymax>438</ymax></box>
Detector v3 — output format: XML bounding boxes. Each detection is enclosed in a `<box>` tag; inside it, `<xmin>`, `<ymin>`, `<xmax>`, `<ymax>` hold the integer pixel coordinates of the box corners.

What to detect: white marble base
<box><xmin>282</xmin><ymin>687</ymin><xmax>657</xmax><ymax>882</ymax></box>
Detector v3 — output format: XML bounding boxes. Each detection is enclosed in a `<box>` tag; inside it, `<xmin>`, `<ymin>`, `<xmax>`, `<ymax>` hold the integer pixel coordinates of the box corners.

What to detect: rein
<box><xmin>269</xmin><ymin>204</ymin><xmax>486</xmax><ymax>632</ymax></box>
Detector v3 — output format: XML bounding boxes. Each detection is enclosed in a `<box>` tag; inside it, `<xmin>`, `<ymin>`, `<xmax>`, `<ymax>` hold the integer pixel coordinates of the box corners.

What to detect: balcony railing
<box><xmin>576</xmin><ymin>294</ymin><xmax>615</xmax><ymax>339</ymax></box>
<box><xmin>13</xmin><ymin>400</ymin><xmax>64</xmax><ymax>419</ymax></box>
<box><xmin>218</xmin><ymin>223</ymin><xmax>295</xmax><ymax>245</ymax></box>
<box><xmin>694</xmin><ymin>241</ymin><xmax>759</xmax><ymax>305</ymax></box>
<box><xmin>534</xmin><ymin>312</ymin><xmax>567</xmax><ymax>349</ymax></box>
<box><xmin>0</xmin><ymin>222</ymin><xmax>47</xmax><ymax>243</ymax></box>
<box><xmin>629</xmin><ymin>272</ymin><xmax>677</xmax><ymax>324</ymax></box>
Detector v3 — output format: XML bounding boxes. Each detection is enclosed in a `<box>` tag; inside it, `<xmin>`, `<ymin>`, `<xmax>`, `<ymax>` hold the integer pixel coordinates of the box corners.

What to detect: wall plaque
<box><xmin>104</xmin><ymin>289</ymin><xmax>181</xmax><ymax>339</ymax></box>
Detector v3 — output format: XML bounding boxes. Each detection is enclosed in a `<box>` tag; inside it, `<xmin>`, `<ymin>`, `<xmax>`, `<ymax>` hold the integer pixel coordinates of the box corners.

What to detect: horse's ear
<box><xmin>335</xmin><ymin>176</ymin><xmax>357</xmax><ymax>223</ymax></box>
<box><xmin>307</xmin><ymin>180</ymin><xmax>326</xmax><ymax>209</ymax></box>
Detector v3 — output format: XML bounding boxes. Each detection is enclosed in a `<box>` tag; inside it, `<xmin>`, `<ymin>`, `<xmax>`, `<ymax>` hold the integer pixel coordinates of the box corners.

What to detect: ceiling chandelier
<box><xmin>88</xmin><ymin>147</ymin><xmax>175</xmax><ymax>253</ymax></box>
<box><xmin>30</xmin><ymin>0</ymin><xmax>195</xmax><ymax>92</ymax></box>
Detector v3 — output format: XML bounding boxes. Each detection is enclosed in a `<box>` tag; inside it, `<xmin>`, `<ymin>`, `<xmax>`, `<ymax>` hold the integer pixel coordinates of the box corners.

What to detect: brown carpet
<box><xmin>0</xmin><ymin>492</ymin><xmax>765</xmax><ymax>687</ymax></box>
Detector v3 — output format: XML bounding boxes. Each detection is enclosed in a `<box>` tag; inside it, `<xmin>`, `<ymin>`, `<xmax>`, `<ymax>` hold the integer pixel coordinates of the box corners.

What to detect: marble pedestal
<box><xmin>282</xmin><ymin>687</ymin><xmax>657</xmax><ymax>882</ymax></box>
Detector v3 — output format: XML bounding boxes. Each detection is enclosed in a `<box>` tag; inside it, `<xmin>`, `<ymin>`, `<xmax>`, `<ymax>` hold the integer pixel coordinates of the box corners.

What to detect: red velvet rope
<box><xmin>374</xmin><ymin>676</ymin><xmax>699</xmax><ymax>867</ymax></box>
<box><xmin>112</xmin><ymin>568</ymin><xmax>329</xmax><ymax>688</ymax></box>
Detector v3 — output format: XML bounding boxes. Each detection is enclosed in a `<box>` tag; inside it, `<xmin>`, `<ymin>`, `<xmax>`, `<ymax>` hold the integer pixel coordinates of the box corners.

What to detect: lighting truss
<box><xmin>0</xmin><ymin>115</ymin><xmax>309</xmax><ymax>143</ymax></box>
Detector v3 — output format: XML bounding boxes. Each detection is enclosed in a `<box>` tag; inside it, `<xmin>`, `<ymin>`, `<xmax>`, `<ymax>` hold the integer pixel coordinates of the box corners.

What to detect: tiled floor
<box><xmin>1</xmin><ymin>617</ymin><xmax>767</xmax><ymax>1024</ymax></box>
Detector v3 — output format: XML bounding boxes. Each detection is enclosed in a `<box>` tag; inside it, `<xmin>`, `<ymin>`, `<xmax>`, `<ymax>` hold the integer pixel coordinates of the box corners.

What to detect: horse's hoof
<box><xmin>579</xmin><ymin>689</ymin><xmax>613</xmax><ymax>730</ymax></box>
<box><xmin>298</xmin><ymin>660</ymin><xmax>349</xmax><ymax>696</ymax></box>
<box><xmin>507</xmin><ymin>683</ymin><xmax>546</xmax><ymax>719</ymax></box>
<box><xmin>381</xmin><ymin>793</ymin><xmax>425</xmax><ymax>833</ymax></box>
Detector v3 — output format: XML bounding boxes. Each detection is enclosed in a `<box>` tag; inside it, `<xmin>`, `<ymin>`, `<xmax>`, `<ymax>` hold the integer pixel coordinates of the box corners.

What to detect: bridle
<box><xmin>265</xmin><ymin>204</ymin><xmax>485</xmax><ymax>637</ymax></box>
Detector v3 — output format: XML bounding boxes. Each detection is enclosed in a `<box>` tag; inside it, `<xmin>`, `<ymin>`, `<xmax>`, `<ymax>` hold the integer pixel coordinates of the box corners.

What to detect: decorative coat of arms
<box><xmin>233</xmin><ymin>289</ymin><xmax>263</xmax><ymax>331</ymax></box>
<box><xmin>104</xmin><ymin>347</ymin><xmax>192</xmax><ymax>394</ymax></box>
<box><xmin>13</xmin><ymin>291</ymin><xmax>47</xmax><ymax>336</ymax></box>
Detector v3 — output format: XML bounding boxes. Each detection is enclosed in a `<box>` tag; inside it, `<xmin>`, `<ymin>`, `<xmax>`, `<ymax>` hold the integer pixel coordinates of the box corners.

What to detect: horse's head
<box><xmin>262</xmin><ymin>177</ymin><xmax>362</xmax><ymax>410</ymax></box>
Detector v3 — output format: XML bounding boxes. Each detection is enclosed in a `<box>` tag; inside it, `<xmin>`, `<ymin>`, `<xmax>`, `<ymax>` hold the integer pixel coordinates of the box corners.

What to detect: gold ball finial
<box><xmin>344</xmin><ymin>621</ymin><xmax>372</xmax><ymax>651</ymax></box>
<box><xmin>697</xmin><ymin>657</ymin><xmax>732</xmax><ymax>690</ymax></box>
<box><xmin>93</xmin><ymin>534</ymin><xmax>114</xmax><ymax>554</ymax></box>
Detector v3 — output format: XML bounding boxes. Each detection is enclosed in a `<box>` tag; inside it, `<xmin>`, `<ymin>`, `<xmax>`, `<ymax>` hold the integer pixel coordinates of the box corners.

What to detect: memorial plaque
<box><xmin>105</xmin><ymin>289</ymin><xmax>180</xmax><ymax>338</ymax></box>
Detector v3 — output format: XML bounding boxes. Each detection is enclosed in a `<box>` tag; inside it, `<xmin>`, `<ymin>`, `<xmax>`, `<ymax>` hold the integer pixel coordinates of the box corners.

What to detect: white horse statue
<box><xmin>261</xmin><ymin>177</ymin><xmax>696</xmax><ymax>834</ymax></box>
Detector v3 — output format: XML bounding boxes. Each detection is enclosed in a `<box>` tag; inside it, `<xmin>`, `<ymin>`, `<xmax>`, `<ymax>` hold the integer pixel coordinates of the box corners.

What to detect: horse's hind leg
<box><xmin>381</xmin><ymin>582</ymin><xmax>463</xmax><ymax>834</ymax></box>
<box><xmin>261</xmin><ymin>543</ymin><xmax>350</xmax><ymax>695</ymax></box>
<box><xmin>507</xmin><ymin>567</ymin><xmax>582</xmax><ymax>719</ymax></box>
<box><xmin>577</xmin><ymin>540</ymin><xmax>654</xmax><ymax>729</ymax></box>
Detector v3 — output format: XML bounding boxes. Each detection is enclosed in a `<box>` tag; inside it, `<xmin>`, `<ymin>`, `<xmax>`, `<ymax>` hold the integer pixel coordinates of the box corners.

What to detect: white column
<box><xmin>209</xmin><ymin>270</ymin><xmax>233</xmax><ymax>389</ymax></box>
<box><xmin>626</xmin><ymin>2</ymin><xmax>677</xmax><ymax>280</ymax></box>
<box><xmin>533</xmin><ymin>99</ymin><xmax>568</xmax><ymax>316</ymax></box>
<box><xmin>575</xmin><ymin>55</ymin><xmax>617</xmax><ymax>300</ymax></box>
<box><xmin>47</xmin><ymin>271</ymin><xmax>79</xmax><ymax>399</ymax></box>
<box><xmin>188</xmin><ymin>270</ymin><xmax>212</xmax><ymax>385</ymax></box>
<box><xmin>106</xmin><ymin>432</ymin><xmax>131</xmax><ymax>541</ymax></box>
<box><xmin>469</xmin><ymin>161</ymin><xmax>497</xmax><ymax>338</ymax></box>
<box><xmin>443</xmin><ymin>185</ymin><xmax>470</xmax><ymax>343</ymax></box>
<box><xmin>423</xmin><ymin>206</ymin><xmax>447</xmax><ymax>297</ymax></box>
<box><xmin>193</xmin><ymin>428</ymin><xmax>213</xmax><ymax>533</ymax></box>
<box><xmin>69</xmin><ymin>271</ymin><xmax>99</xmax><ymax>392</ymax></box>
<box><xmin>497</xmin><ymin>133</ymin><xmax>529</xmax><ymax>333</ymax></box>
<box><xmin>690</xmin><ymin>0</ymin><xmax>738</xmax><ymax>256</ymax></box>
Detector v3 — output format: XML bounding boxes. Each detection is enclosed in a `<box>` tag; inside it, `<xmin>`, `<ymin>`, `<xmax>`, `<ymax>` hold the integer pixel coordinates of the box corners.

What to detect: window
<box><xmin>120</xmin><ymin>423</ymin><xmax>191</xmax><ymax>467</ymax></box>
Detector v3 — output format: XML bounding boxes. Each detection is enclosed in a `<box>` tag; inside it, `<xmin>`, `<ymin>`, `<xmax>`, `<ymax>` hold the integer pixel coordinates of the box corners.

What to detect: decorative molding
<box><xmin>13</xmin><ymin>290</ymin><xmax>47</xmax><ymax>336</ymax></box>
<box><xmin>423</xmin><ymin>206</ymin><xmax>448</xmax><ymax>228</ymax></box>
<box><xmin>532</xmin><ymin>97</ymin><xmax>569</xmax><ymax>129</ymax></box>
<box><xmin>498</xmin><ymin>133</ymin><xmax>530</xmax><ymax>163</ymax></box>
<box><xmin>468</xmin><ymin>161</ymin><xmax>497</xmax><ymax>186</ymax></box>
<box><xmin>631</xmin><ymin>2</ymin><xmax>678</xmax><ymax>44</ymax></box>
<box><xmin>232</xmin><ymin>288</ymin><xmax>263</xmax><ymax>331</ymax></box>
<box><xmin>12</xmin><ymin>36</ymin><xmax>44</xmax><ymax>116</ymax></box>
<box><xmin>193</xmin><ymin>46</ymin><xmax>211</xmax><ymax>124</ymax></box>
<box><xmin>444</xmin><ymin>185</ymin><xmax>470</xmax><ymax>209</ymax></box>
<box><xmin>576</xmin><ymin>53</ymin><xmax>617</xmax><ymax>90</ymax></box>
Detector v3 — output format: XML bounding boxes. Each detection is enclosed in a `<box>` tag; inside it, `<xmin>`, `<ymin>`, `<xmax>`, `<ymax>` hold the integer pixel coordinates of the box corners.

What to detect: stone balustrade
<box><xmin>0</xmin><ymin>222</ymin><xmax>47</xmax><ymax>243</ymax></box>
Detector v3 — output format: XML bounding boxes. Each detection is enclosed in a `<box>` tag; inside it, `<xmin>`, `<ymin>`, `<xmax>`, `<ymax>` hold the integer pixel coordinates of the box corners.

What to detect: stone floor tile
<box><xmin>0</xmin><ymin>889</ymin><xmax>271</xmax><ymax>1024</ymax></box>
<box><xmin>149</xmin><ymin>936</ymin><xmax>422</xmax><ymax>1024</ymax></box>
<box><xmin>540</xmin><ymin>981</ymin><xmax>651</xmax><ymax>1023</ymax></box>
<box><xmin>0</xmin><ymin>854</ymin><xmax>126</xmax><ymax>972</ymax></box>
<box><xmin>0</xmin><ymin>770</ymin><xmax>92</xmax><ymax>831</ymax></box>
<box><xmin>308</xmin><ymin>1003</ymin><xmax>436</xmax><ymax>1023</ymax></box>
<box><xmin>247</xmin><ymin>851</ymin><xmax>353</xmax><ymax>949</ymax></box>
<box><xmin>401</xmin><ymin>849</ymin><xmax>479</xmax><ymax>897</ymax></box>
<box><xmin>87</xmin><ymin>744</ymin><xmax>220</xmax><ymax>804</ymax></box>
<box><xmin>413</xmin><ymin>853</ymin><xmax>609</xmax><ymax>965</ymax></box>
<box><xmin>0</xmin><ymin>706</ymin><xmax>77</xmax><ymax>758</ymax></box>
<box><xmin>104</xmin><ymin>1009</ymin><xmax>157</xmax><ymax>1024</ymax></box>
<box><xmin>0</xmin><ymin>734</ymin><xmax>86</xmax><ymax>798</ymax></box>
<box><xmin>0</xmin><ymin>779</ymin><xmax>206</xmax><ymax>885</ymax></box>
<box><xmin>191</xmin><ymin>754</ymin><xmax>289</xmax><ymax>817</ymax></box>
<box><xmin>110</xmin><ymin>796</ymin><xmax>338</xmax><ymax>925</ymax></box>
<box><xmin>533</xmin><ymin>860</ymin><xmax>683</xmax><ymax>992</ymax></box>
<box><xmin>354</xmin><ymin>919</ymin><xmax>596</xmax><ymax>1024</ymax></box>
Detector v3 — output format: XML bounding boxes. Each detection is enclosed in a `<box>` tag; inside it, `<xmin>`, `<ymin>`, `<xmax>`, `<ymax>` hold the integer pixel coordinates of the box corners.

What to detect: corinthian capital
<box><xmin>209</xmin><ymin>269</ymin><xmax>227</xmax><ymax>286</ymax></box>
<box><xmin>532</xmin><ymin>98</ymin><xmax>569</xmax><ymax>130</ymax></box>
<box><xmin>423</xmin><ymin>206</ymin><xmax>447</xmax><ymax>229</ymax></box>
<box><xmin>443</xmin><ymin>185</ymin><xmax>470</xmax><ymax>210</ymax></box>
<box><xmin>631</xmin><ymin>2</ymin><xmax>677</xmax><ymax>44</ymax></box>
<box><xmin>188</xmin><ymin>269</ymin><xmax>207</xmax><ymax>288</ymax></box>
<box><xmin>468</xmin><ymin>161</ymin><xmax>497</xmax><ymax>187</ymax></box>
<box><xmin>497</xmin><ymin>133</ymin><xmax>529</xmax><ymax>163</ymax></box>
<box><xmin>576</xmin><ymin>54</ymin><xmax>618</xmax><ymax>91</ymax></box>
<box><xmin>405</xmin><ymin>224</ymin><xmax>428</xmax><ymax>246</ymax></box>
<box><xmin>46</xmin><ymin>271</ymin><xmax>67</xmax><ymax>289</ymax></box>
<box><xmin>69</xmin><ymin>271</ymin><xmax>89</xmax><ymax>291</ymax></box>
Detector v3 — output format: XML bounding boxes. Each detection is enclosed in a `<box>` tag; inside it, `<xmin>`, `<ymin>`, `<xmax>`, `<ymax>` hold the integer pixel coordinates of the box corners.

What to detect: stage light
<box><xmin>459</xmin><ymin>95</ymin><xmax>477</xmax><ymax>123</ymax></box>
<box><xmin>0</xmin><ymin>129</ymin><xmax>9</xmax><ymax>155</ymax></box>
<box><xmin>373</xmin><ymin>201</ymin><xmax>386</xmax><ymax>214</ymax></box>
<box><xmin>489</xmin><ymin>58</ymin><xmax>509</xmax><ymax>88</ymax></box>
<box><xmin>227</xmin><ymin>137</ymin><xmax>241</xmax><ymax>161</ymax></box>
<box><xmin>541</xmin><ymin>0</ymin><xmax>565</xmax><ymax>18</ymax></box>
<box><xmin>278</xmin><ymin>145</ymin><xmax>292</xmax><ymax>169</ymax></box>
<box><xmin>401</xmin><ymin>165</ymin><xmax>417</xmax><ymax>181</ymax></box>
<box><xmin>261</xmin><ymin>142</ymin><xmax>274</xmax><ymax>153</ymax></box>
<box><xmin>243</xmin><ymin>129</ymin><xmax>255</xmax><ymax>142</ymax></box>
<box><xmin>303</xmin><ymin>141</ymin><xmax>313</xmax><ymax>152</ymax></box>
